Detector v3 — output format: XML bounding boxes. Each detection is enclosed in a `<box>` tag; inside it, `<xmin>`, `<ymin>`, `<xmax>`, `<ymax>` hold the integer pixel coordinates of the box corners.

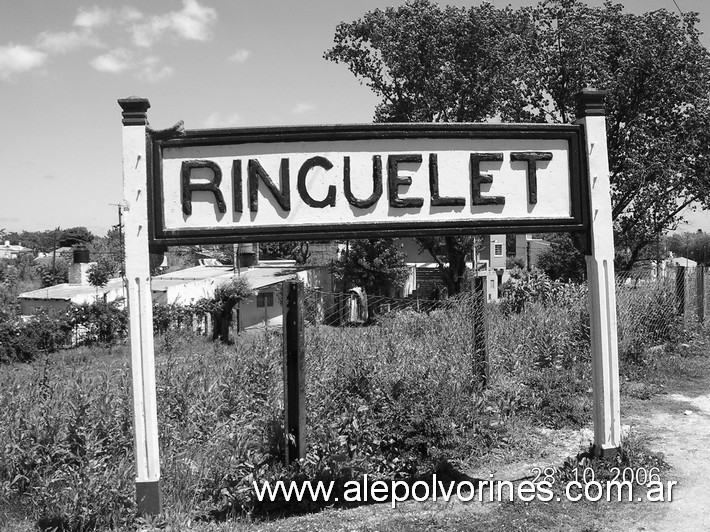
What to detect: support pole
<box><xmin>676</xmin><ymin>266</ymin><xmax>686</xmax><ymax>317</ymax></box>
<box><xmin>698</xmin><ymin>267</ymin><xmax>705</xmax><ymax>324</ymax></box>
<box><xmin>283</xmin><ymin>279</ymin><xmax>306</xmax><ymax>464</ymax></box>
<box><xmin>118</xmin><ymin>97</ymin><xmax>162</xmax><ymax>514</ymax></box>
<box><xmin>574</xmin><ymin>90</ymin><xmax>622</xmax><ymax>457</ymax></box>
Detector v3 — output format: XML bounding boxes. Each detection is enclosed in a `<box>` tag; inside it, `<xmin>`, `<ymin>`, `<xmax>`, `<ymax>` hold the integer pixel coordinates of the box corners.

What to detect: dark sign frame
<box><xmin>147</xmin><ymin>123</ymin><xmax>589</xmax><ymax>246</ymax></box>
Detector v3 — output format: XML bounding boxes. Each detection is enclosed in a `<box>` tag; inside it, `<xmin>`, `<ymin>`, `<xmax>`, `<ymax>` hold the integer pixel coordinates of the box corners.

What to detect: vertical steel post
<box><xmin>118</xmin><ymin>97</ymin><xmax>162</xmax><ymax>514</ymax></box>
<box><xmin>676</xmin><ymin>266</ymin><xmax>686</xmax><ymax>317</ymax></box>
<box><xmin>283</xmin><ymin>279</ymin><xmax>306</xmax><ymax>464</ymax></box>
<box><xmin>574</xmin><ymin>90</ymin><xmax>622</xmax><ymax>457</ymax></box>
<box><xmin>698</xmin><ymin>267</ymin><xmax>706</xmax><ymax>323</ymax></box>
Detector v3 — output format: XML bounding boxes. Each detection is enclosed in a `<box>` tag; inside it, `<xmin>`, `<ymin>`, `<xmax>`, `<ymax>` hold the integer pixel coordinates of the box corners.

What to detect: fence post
<box><xmin>675</xmin><ymin>266</ymin><xmax>686</xmax><ymax>317</ymax></box>
<box><xmin>697</xmin><ymin>266</ymin><xmax>705</xmax><ymax>323</ymax></box>
<box><xmin>283</xmin><ymin>280</ymin><xmax>306</xmax><ymax>464</ymax></box>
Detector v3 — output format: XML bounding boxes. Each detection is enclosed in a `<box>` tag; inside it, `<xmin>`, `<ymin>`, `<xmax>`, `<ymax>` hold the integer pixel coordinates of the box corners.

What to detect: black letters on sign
<box><xmin>298</xmin><ymin>156</ymin><xmax>336</xmax><ymax>208</ymax></box>
<box><xmin>344</xmin><ymin>155</ymin><xmax>383</xmax><ymax>209</ymax></box>
<box><xmin>181</xmin><ymin>160</ymin><xmax>227</xmax><ymax>216</ymax></box>
<box><xmin>232</xmin><ymin>159</ymin><xmax>242</xmax><ymax>213</ymax></box>
<box><xmin>248</xmin><ymin>158</ymin><xmax>291</xmax><ymax>212</ymax></box>
<box><xmin>470</xmin><ymin>153</ymin><xmax>505</xmax><ymax>206</ymax></box>
<box><xmin>510</xmin><ymin>152</ymin><xmax>553</xmax><ymax>204</ymax></box>
<box><xmin>429</xmin><ymin>153</ymin><xmax>465</xmax><ymax>207</ymax></box>
<box><xmin>388</xmin><ymin>154</ymin><xmax>424</xmax><ymax>208</ymax></box>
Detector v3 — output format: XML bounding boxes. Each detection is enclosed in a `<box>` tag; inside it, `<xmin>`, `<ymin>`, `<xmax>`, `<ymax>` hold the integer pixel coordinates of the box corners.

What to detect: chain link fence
<box><xmin>301</xmin><ymin>266</ymin><xmax>709</xmax><ymax>353</ymax></box>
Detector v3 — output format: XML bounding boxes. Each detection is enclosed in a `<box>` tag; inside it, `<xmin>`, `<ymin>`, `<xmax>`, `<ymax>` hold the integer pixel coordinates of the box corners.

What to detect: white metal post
<box><xmin>575</xmin><ymin>90</ymin><xmax>622</xmax><ymax>456</ymax></box>
<box><xmin>118</xmin><ymin>97</ymin><xmax>162</xmax><ymax>513</ymax></box>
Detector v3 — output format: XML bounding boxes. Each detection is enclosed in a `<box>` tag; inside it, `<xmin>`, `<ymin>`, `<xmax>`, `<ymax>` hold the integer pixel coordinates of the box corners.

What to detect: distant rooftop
<box><xmin>19</xmin><ymin>277</ymin><xmax>125</xmax><ymax>301</ymax></box>
<box><xmin>19</xmin><ymin>261</ymin><xmax>310</xmax><ymax>301</ymax></box>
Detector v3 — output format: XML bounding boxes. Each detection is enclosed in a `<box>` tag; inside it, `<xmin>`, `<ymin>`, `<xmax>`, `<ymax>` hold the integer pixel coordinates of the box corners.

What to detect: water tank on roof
<box><xmin>73</xmin><ymin>246</ymin><xmax>90</xmax><ymax>264</ymax></box>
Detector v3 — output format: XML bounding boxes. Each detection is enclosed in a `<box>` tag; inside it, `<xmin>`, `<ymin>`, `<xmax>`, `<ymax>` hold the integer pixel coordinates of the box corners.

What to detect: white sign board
<box><xmin>148</xmin><ymin>125</ymin><xmax>588</xmax><ymax>244</ymax></box>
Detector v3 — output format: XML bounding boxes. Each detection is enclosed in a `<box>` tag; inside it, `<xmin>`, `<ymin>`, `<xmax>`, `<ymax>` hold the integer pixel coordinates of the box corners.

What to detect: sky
<box><xmin>1</xmin><ymin>0</ymin><xmax>709</xmax><ymax>238</ymax></box>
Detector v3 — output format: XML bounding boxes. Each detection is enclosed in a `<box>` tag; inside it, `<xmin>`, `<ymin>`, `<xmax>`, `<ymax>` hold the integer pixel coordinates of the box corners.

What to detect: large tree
<box><xmin>665</xmin><ymin>230</ymin><xmax>710</xmax><ymax>266</ymax></box>
<box><xmin>58</xmin><ymin>226</ymin><xmax>95</xmax><ymax>248</ymax></box>
<box><xmin>326</xmin><ymin>0</ymin><xmax>710</xmax><ymax>274</ymax></box>
<box><xmin>333</xmin><ymin>238</ymin><xmax>410</xmax><ymax>296</ymax></box>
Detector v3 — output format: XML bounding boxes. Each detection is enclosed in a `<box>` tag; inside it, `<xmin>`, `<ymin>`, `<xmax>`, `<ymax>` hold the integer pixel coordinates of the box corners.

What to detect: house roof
<box><xmin>2</xmin><ymin>242</ymin><xmax>31</xmax><ymax>252</ymax></box>
<box><xmin>666</xmin><ymin>256</ymin><xmax>698</xmax><ymax>268</ymax></box>
<box><xmin>19</xmin><ymin>277</ymin><xmax>125</xmax><ymax>301</ymax></box>
<box><xmin>151</xmin><ymin>263</ymin><xmax>305</xmax><ymax>292</ymax></box>
<box><xmin>19</xmin><ymin>262</ymin><xmax>309</xmax><ymax>301</ymax></box>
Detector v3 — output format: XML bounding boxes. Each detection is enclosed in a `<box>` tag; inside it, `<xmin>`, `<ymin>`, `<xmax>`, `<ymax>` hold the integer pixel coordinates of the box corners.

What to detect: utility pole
<box><xmin>109</xmin><ymin>203</ymin><xmax>125</xmax><ymax>276</ymax></box>
<box><xmin>52</xmin><ymin>226</ymin><xmax>60</xmax><ymax>281</ymax></box>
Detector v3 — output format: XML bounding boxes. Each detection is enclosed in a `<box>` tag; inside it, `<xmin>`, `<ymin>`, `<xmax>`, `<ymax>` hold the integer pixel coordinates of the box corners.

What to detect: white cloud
<box><xmin>90</xmin><ymin>48</ymin><xmax>174</xmax><ymax>83</ymax></box>
<box><xmin>74</xmin><ymin>5</ymin><xmax>143</xmax><ymax>28</ymax></box>
<box><xmin>130</xmin><ymin>0</ymin><xmax>217</xmax><ymax>48</ymax></box>
<box><xmin>90</xmin><ymin>48</ymin><xmax>132</xmax><ymax>73</ymax></box>
<box><xmin>0</xmin><ymin>44</ymin><xmax>47</xmax><ymax>79</ymax></box>
<box><xmin>36</xmin><ymin>30</ymin><xmax>101</xmax><ymax>54</ymax></box>
<box><xmin>203</xmin><ymin>112</ymin><xmax>240</xmax><ymax>128</ymax></box>
<box><xmin>74</xmin><ymin>6</ymin><xmax>114</xmax><ymax>29</ymax></box>
<box><xmin>292</xmin><ymin>103</ymin><xmax>316</xmax><ymax>115</ymax></box>
<box><xmin>119</xmin><ymin>6</ymin><xmax>143</xmax><ymax>23</ymax></box>
<box><xmin>136</xmin><ymin>56</ymin><xmax>175</xmax><ymax>82</ymax></box>
<box><xmin>229</xmin><ymin>49</ymin><xmax>250</xmax><ymax>63</ymax></box>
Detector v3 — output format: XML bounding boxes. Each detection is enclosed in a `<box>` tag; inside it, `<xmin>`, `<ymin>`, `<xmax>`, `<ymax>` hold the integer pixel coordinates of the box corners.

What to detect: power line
<box><xmin>671</xmin><ymin>0</ymin><xmax>684</xmax><ymax>16</ymax></box>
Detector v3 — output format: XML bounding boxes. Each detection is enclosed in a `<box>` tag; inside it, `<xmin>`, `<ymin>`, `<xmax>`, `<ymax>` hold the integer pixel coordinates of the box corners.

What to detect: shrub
<box><xmin>0</xmin><ymin>311</ymin><xmax>70</xmax><ymax>363</ymax></box>
<box><xmin>66</xmin><ymin>300</ymin><xmax>127</xmax><ymax>345</ymax></box>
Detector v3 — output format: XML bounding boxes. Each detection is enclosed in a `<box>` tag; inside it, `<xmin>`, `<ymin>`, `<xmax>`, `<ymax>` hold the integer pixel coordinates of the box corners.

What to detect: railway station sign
<box><xmin>148</xmin><ymin>124</ymin><xmax>588</xmax><ymax>245</ymax></box>
<box><xmin>119</xmin><ymin>91</ymin><xmax>621</xmax><ymax>516</ymax></box>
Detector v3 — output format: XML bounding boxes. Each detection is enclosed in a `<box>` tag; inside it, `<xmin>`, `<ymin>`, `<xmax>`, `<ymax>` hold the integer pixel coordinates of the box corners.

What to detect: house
<box><xmin>19</xmin><ymin>246</ymin><xmax>332</xmax><ymax>332</ymax></box>
<box><xmin>151</xmin><ymin>260</ymin><xmax>332</xmax><ymax>330</ymax></box>
<box><xmin>19</xmin><ymin>247</ymin><xmax>125</xmax><ymax>314</ymax></box>
<box><xmin>398</xmin><ymin>236</ymin><xmax>504</xmax><ymax>301</ymax></box>
<box><xmin>0</xmin><ymin>241</ymin><xmax>32</xmax><ymax>260</ymax></box>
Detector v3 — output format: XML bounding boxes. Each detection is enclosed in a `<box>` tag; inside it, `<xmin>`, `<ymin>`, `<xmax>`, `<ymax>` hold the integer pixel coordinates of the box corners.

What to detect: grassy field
<box><xmin>1</xmin><ymin>280</ymin><xmax>706</xmax><ymax>531</ymax></box>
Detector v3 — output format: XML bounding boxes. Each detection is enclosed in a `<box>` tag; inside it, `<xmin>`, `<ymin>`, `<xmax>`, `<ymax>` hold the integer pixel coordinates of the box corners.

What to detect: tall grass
<box><xmin>0</xmin><ymin>276</ymin><xmax>703</xmax><ymax>530</ymax></box>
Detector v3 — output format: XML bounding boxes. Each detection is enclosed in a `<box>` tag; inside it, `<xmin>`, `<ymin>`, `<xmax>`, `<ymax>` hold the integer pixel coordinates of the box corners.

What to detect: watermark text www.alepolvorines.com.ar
<box><xmin>254</xmin><ymin>471</ymin><xmax>677</xmax><ymax>509</ymax></box>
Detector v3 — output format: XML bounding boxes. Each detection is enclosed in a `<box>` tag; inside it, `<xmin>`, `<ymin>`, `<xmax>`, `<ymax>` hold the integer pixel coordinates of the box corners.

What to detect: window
<box><xmin>494</xmin><ymin>243</ymin><xmax>504</xmax><ymax>257</ymax></box>
<box><xmin>256</xmin><ymin>292</ymin><xmax>274</xmax><ymax>308</ymax></box>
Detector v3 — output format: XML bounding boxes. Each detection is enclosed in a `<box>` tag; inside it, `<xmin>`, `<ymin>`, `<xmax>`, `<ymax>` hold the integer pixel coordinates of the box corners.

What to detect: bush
<box><xmin>0</xmin><ymin>311</ymin><xmax>70</xmax><ymax>363</ymax></box>
<box><xmin>66</xmin><ymin>300</ymin><xmax>127</xmax><ymax>346</ymax></box>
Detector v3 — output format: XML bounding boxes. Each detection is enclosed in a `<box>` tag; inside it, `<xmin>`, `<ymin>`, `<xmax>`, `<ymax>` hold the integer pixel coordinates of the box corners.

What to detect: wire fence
<box><xmin>301</xmin><ymin>266</ymin><xmax>709</xmax><ymax>343</ymax></box>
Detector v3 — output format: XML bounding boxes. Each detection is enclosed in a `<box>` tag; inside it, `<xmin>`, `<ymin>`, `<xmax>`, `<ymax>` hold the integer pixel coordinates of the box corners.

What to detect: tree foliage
<box><xmin>333</xmin><ymin>238</ymin><xmax>410</xmax><ymax>296</ymax></box>
<box><xmin>535</xmin><ymin>233</ymin><xmax>587</xmax><ymax>282</ymax></box>
<box><xmin>210</xmin><ymin>276</ymin><xmax>254</xmax><ymax>344</ymax></box>
<box><xmin>416</xmin><ymin>236</ymin><xmax>479</xmax><ymax>295</ymax></box>
<box><xmin>5</xmin><ymin>229</ymin><xmax>59</xmax><ymax>253</ymax></box>
<box><xmin>87</xmin><ymin>260</ymin><xmax>113</xmax><ymax>288</ymax></box>
<box><xmin>665</xmin><ymin>231</ymin><xmax>710</xmax><ymax>265</ymax></box>
<box><xmin>326</xmin><ymin>0</ymin><xmax>710</xmax><ymax>270</ymax></box>
<box><xmin>58</xmin><ymin>227</ymin><xmax>94</xmax><ymax>248</ymax></box>
<box><xmin>88</xmin><ymin>225</ymin><xmax>123</xmax><ymax>277</ymax></box>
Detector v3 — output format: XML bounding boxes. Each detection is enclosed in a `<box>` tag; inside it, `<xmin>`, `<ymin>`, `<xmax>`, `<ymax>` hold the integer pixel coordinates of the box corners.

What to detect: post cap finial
<box><xmin>574</xmin><ymin>89</ymin><xmax>607</xmax><ymax>118</ymax></box>
<box><xmin>118</xmin><ymin>97</ymin><xmax>151</xmax><ymax>126</ymax></box>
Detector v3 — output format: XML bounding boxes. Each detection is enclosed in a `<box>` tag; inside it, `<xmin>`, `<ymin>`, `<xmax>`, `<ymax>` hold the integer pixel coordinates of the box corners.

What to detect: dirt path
<box><xmin>625</xmin><ymin>377</ymin><xmax>710</xmax><ymax>531</ymax></box>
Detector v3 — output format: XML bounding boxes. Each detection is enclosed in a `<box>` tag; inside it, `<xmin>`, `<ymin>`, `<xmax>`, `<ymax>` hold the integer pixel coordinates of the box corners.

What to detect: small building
<box><xmin>20</xmin><ymin>251</ymin><xmax>332</xmax><ymax>333</ymax></box>
<box><xmin>19</xmin><ymin>247</ymin><xmax>125</xmax><ymax>314</ymax></box>
<box><xmin>398</xmin><ymin>236</ymin><xmax>504</xmax><ymax>301</ymax></box>
<box><xmin>151</xmin><ymin>260</ymin><xmax>332</xmax><ymax>330</ymax></box>
<box><xmin>0</xmin><ymin>241</ymin><xmax>32</xmax><ymax>260</ymax></box>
